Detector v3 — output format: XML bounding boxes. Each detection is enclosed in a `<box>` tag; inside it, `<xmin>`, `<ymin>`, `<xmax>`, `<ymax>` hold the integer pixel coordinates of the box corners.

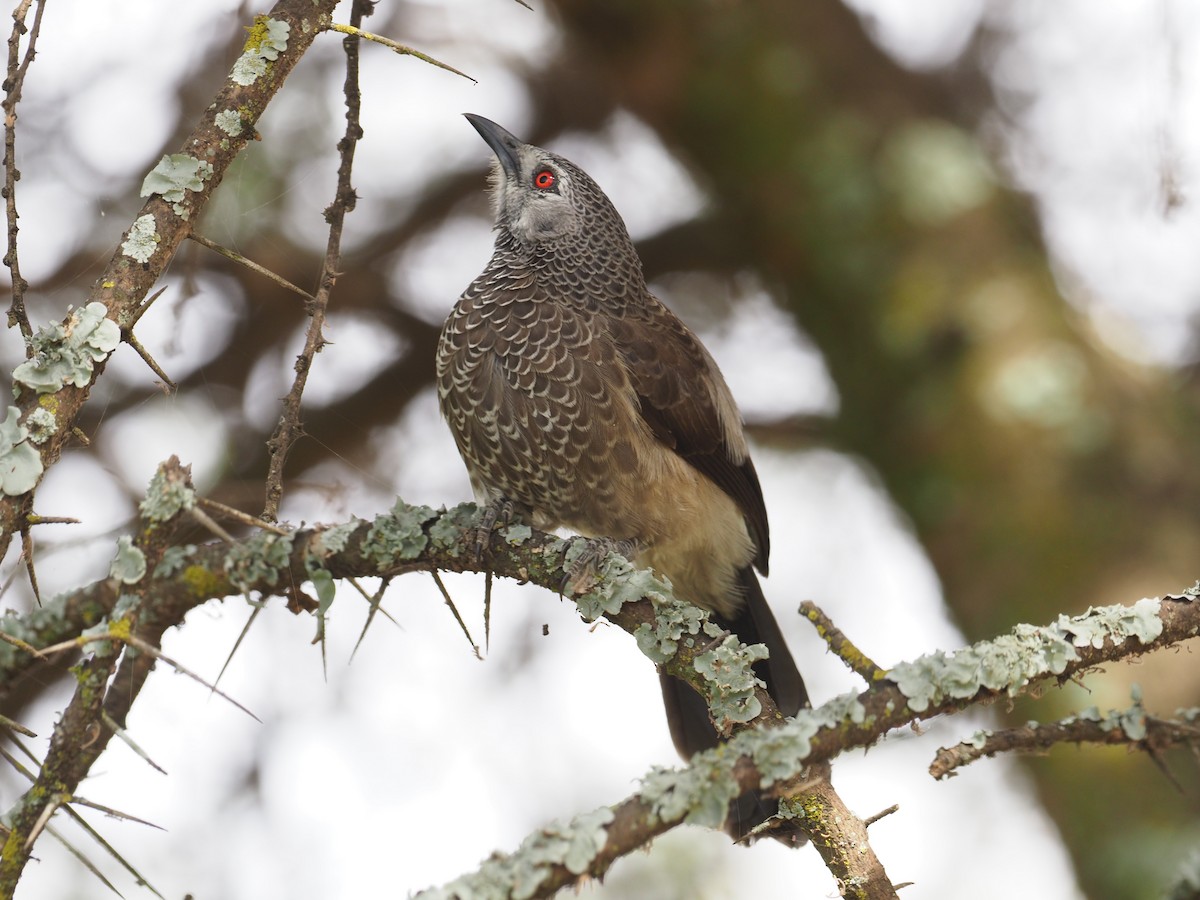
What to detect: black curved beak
<box><xmin>464</xmin><ymin>113</ymin><xmax>522</xmax><ymax>180</ymax></box>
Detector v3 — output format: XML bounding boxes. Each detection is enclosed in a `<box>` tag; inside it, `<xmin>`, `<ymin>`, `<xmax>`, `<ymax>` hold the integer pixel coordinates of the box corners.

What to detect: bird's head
<box><xmin>464</xmin><ymin>114</ymin><xmax>609</xmax><ymax>248</ymax></box>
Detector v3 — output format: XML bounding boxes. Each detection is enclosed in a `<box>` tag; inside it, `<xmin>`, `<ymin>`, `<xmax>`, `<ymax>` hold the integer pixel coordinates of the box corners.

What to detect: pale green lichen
<box><xmin>1063</xmin><ymin>685</ymin><xmax>1148</xmax><ymax>740</ymax></box>
<box><xmin>140</xmin><ymin>154</ymin><xmax>214</xmax><ymax>217</ymax></box>
<box><xmin>121</xmin><ymin>213</ymin><xmax>159</xmax><ymax>263</ymax></box>
<box><xmin>566</xmin><ymin>543</ymin><xmax>766</xmax><ymax>726</ymax></box>
<box><xmin>889</xmin><ymin>598</ymin><xmax>1165</xmax><ymax>713</ymax></box>
<box><xmin>631</xmin><ymin>596</ymin><xmax>705</xmax><ymax>662</ymax></box>
<box><xmin>307</xmin><ymin>562</ymin><xmax>336</xmax><ymax>615</ymax></box>
<box><xmin>12</xmin><ymin>303</ymin><xmax>120</xmax><ymax>395</ymax></box>
<box><xmin>0</xmin><ymin>406</ymin><xmax>42</xmax><ymax>495</ymax></box>
<box><xmin>230</xmin><ymin>17</ymin><xmax>290</xmax><ymax>86</ymax></box>
<box><xmin>641</xmin><ymin>756</ymin><xmax>738</xmax><ymax>830</ymax></box>
<box><xmin>503</xmin><ymin>523</ymin><xmax>532</xmax><ymax>545</ymax></box>
<box><xmin>225</xmin><ymin>532</ymin><xmax>294</xmax><ymax>591</ymax></box>
<box><xmin>153</xmin><ymin>544</ymin><xmax>196</xmax><ymax>579</ymax></box>
<box><xmin>571</xmin><ymin>545</ymin><xmax>671</xmax><ymax>621</ymax></box>
<box><xmin>305</xmin><ymin>527</ymin><xmax>347</xmax><ymax>617</ymax></box>
<box><xmin>1056</xmin><ymin>597</ymin><xmax>1163</xmax><ymax>647</ymax></box>
<box><xmin>747</xmin><ymin>707</ymin><xmax>822</xmax><ymax>788</ymax></box>
<box><xmin>214</xmin><ymin>109</ymin><xmax>243</xmax><ymax>136</ymax></box>
<box><xmin>730</xmin><ymin>691</ymin><xmax>870</xmax><ymax>789</ymax></box>
<box><xmin>138</xmin><ymin>466</ymin><xmax>195</xmax><ymax>522</ymax></box>
<box><xmin>415</xmin><ymin>806</ymin><xmax>614</xmax><ymax>900</ymax></box>
<box><xmin>362</xmin><ymin>500</ymin><xmax>436</xmax><ymax>567</ymax></box>
<box><xmin>109</xmin><ymin>536</ymin><xmax>147</xmax><ymax>585</ymax></box>
<box><xmin>312</xmin><ymin>519</ymin><xmax>359</xmax><ymax>556</ymax></box>
<box><xmin>428</xmin><ymin>503</ymin><xmax>479</xmax><ymax>555</ymax></box>
<box><xmin>24</xmin><ymin>406</ymin><xmax>56</xmax><ymax>444</ymax></box>
<box><xmin>815</xmin><ymin>691</ymin><xmax>869</xmax><ymax>729</ymax></box>
<box><xmin>694</xmin><ymin>635</ymin><xmax>767</xmax><ymax>726</ymax></box>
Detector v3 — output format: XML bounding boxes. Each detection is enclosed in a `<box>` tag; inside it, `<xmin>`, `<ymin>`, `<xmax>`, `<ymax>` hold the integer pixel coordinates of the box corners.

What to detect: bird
<box><xmin>436</xmin><ymin>114</ymin><xmax>808</xmax><ymax>841</ymax></box>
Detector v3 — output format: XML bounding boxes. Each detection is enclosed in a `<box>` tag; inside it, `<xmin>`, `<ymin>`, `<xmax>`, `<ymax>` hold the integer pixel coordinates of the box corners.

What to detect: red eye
<box><xmin>533</xmin><ymin>169</ymin><xmax>556</xmax><ymax>190</ymax></box>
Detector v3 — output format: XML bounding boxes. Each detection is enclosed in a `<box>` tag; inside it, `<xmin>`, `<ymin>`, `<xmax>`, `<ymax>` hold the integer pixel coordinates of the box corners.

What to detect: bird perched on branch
<box><xmin>437</xmin><ymin>114</ymin><xmax>808</xmax><ymax>841</ymax></box>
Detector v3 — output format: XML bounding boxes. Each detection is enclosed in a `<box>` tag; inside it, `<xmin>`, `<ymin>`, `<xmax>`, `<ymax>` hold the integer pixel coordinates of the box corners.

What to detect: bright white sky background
<box><xmin>8</xmin><ymin>0</ymin><xmax>1200</xmax><ymax>898</ymax></box>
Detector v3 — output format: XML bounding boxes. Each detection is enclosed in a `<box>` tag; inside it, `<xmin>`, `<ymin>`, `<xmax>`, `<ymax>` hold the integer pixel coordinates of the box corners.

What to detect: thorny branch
<box><xmin>2</xmin><ymin>0</ymin><xmax>44</xmax><ymax>346</ymax></box>
<box><xmin>0</xmin><ymin>461</ymin><xmax>199</xmax><ymax>894</ymax></box>
<box><xmin>262</xmin><ymin>0</ymin><xmax>370</xmax><ymax>521</ymax></box>
<box><xmin>328</xmin><ymin>22</ymin><xmax>477</xmax><ymax>83</ymax></box>
<box><xmin>2</xmin><ymin>486</ymin><xmax>1198</xmax><ymax>897</ymax></box>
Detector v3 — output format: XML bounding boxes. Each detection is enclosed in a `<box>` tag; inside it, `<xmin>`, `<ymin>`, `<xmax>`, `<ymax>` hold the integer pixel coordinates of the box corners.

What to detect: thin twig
<box><xmin>327</xmin><ymin>22</ymin><xmax>476</xmax><ymax>83</ymax></box>
<box><xmin>190</xmin><ymin>505</ymin><xmax>235</xmax><ymax>542</ymax></box>
<box><xmin>2</xmin><ymin>0</ymin><xmax>46</xmax><ymax>345</ymax></box>
<box><xmin>25</xmin><ymin>514</ymin><xmax>81</xmax><ymax>526</ymax></box>
<box><xmin>0</xmin><ymin>627</ymin><xmax>44</xmax><ymax>658</ymax></box>
<box><xmin>863</xmin><ymin>804</ymin><xmax>900</xmax><ymax>827</ymax></box>
<box><xmin>262</xmin><ymin>1</ymin><xmax>369</xmax><ymax>521</ymax></box>
<box><xmin>196</xmin><ymin>495</ymin><xmax>293</xmax><ymax>536</ymax></box>
<box><xmin>188</xmin><ymin>231</ymin><xmax>317</xmax><ymax>303</ymax></box>
<box><xmin>800</xmin><ymin>599</ymin><xmax>887</xmax><ymax>683</ymax></box>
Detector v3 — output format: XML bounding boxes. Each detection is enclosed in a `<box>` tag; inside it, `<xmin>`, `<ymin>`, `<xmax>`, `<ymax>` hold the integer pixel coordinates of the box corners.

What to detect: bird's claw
<box><xmin>473</xmin><ymin>497</ymin><xmax>521</xmax><ymax>565</ymax></box>
<box><xmin>562</xmin><ymin>536</ymin><xmax>641</xmax><ymax>595</ymax></box>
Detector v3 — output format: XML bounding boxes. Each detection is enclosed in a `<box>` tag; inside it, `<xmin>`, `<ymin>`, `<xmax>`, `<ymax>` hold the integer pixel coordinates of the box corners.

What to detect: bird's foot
<box><xmin>562</xmin><ymin>536</ymin><xmax>642</xmax><ymax>596</ymax></box>
<box><xmin>473</xmin><ymin>496</ymin><xmax>526</xmax><ymax>565</ymax></box>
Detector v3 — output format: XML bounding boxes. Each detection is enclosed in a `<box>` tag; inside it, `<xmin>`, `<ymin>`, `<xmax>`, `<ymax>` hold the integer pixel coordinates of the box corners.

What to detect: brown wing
<box><xmin>608</xmin><ymin>296</ymin><xmax>770</xmax><ymax>573</ymax></box>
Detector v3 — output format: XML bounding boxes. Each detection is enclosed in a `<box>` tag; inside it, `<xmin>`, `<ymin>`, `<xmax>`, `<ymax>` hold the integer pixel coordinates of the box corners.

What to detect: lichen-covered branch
<box><xmin>931</xmin><ymin>695</ymin><xmax>1200</xmax><ymax>780</ymax></box>
<box><xmin>776</xmin><ymin>762</ymin><xmax>897</xmax><ymax>900</ymax></box>
<box><xmin>0</xmin><ymin>458</ymin><xmax>197</xmax><ymax>893</ymax></box>
<box><xmin>2</xmin><ymin>487</ymin><xmax>1198</xmax><ymax>897</ymax></box>
<box><xmin>0</xmin><ymin>0</ymin><xmax>341</xmax><ymax>560</ymax></box>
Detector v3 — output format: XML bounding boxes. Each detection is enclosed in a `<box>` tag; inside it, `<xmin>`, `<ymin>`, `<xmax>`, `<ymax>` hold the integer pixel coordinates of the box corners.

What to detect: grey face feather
<box><xmin>487</xmin><ymin>149</ymin><xmax>581</xmax><ymax>245</ymax></box>
<box><xmin>465</xmin><ymin>113</ymin><xmax>582</xmax><ymax>245</ymax></box>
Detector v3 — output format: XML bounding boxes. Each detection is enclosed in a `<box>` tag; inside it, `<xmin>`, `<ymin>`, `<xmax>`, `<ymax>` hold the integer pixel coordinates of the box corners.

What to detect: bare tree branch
<box><xmin>262</xmin><ymin>0</ymin><xmax>370</xmax><ymax>521</ymax></box>
<box><xmin>2</xmin><ymin>0</ymin><xmax>45</xmax><ymax>345</ymax></box>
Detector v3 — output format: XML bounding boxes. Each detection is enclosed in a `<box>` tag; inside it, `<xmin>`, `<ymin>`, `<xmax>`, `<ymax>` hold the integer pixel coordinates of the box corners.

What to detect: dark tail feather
<box><xmin>659</xmin><ymin>567</ymin><xmax>808</xmax><ymax>843</ymax></box>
